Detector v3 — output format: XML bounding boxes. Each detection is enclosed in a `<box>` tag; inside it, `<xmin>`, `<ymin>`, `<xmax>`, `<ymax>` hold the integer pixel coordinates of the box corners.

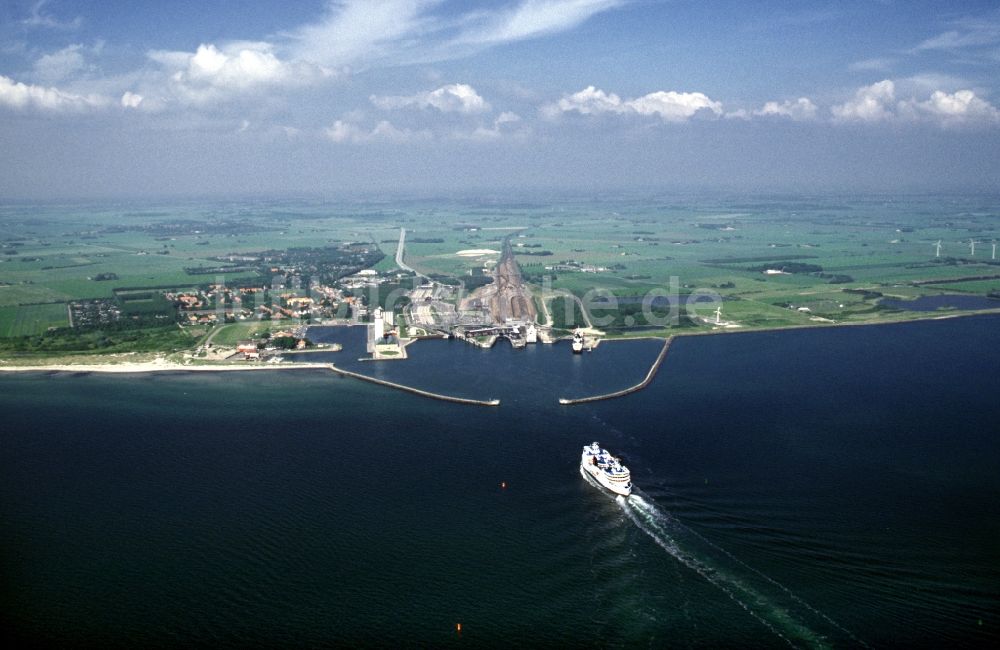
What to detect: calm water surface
<box><xmin>879</xmin><ymin>294</ymin><xmax>1000</xmax><ymax>312</ymax></box>
<box><xmin>2</xmin><ymin>316</ymin><xmax>999</xmax><ymax>647</ymax></box>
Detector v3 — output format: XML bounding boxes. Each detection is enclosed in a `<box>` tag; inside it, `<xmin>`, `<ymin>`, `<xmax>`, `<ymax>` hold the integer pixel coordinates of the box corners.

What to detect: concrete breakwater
<box><xmin>329</xmin><ymin>364</ymin><xmax>500</xmax><ymax>407</ymax></box>
<box><xmin>558</xmin><ymin>337</ymin><xmax>672</xmax><ymax>405</ymax></box>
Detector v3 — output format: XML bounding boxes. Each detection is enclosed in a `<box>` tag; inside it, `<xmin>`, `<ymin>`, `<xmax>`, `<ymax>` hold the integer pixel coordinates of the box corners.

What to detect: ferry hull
<box><xmin>580</xmin><ymin>461</ymin><xmax>632</xmax><ymax>496</ymax></box>
<box><xmin>581</xmin><ymin>442</ymin><xmax>632</xmax><ymax>496</ymax></box>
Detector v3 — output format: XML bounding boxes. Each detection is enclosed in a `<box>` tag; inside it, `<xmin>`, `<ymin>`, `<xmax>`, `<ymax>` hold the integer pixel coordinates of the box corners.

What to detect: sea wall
<box><xmin>329</xmin><ymin>364</ymin><xmax>500</xmax><ymax>406</ymax></box>
<box><xmin>558</xmin><ymin>337</ymin><xmax>671</xmax><ymax>405</ymax></box>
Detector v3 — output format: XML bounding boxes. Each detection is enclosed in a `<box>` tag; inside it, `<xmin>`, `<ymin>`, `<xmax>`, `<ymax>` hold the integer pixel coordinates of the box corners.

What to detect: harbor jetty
<box><xmin>329</xmin><ymin>364</ymin><xmax>500</xmax><ymax>407</ymax></box>
<box><xmin>558</xmin><ymin>337</ymin><xmax>672</xmax><ymax>405</ymax></box>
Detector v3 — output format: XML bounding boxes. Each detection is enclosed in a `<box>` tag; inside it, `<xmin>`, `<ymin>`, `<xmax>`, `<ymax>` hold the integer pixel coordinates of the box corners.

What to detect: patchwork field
<box><xmin>2</xmin><ymin>194</ymin><xmax>999</xmax><ymax>347</ymax></box>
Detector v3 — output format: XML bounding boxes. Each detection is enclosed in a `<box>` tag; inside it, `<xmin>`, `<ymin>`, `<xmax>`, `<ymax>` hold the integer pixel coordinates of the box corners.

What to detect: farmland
<box><xmin>0</xmin><ymin>303</ymin><xmax>69</xmax><ymax>337</ymax></box>
<box><xmin>2</xmin><ymin>193</ymin><xmax>999</xmax><ymax>355</ymax></box>
<box><xmin>393</xmin><ymin>194</ymin><xmax>1000</xmax><ymax>332</ymax></box>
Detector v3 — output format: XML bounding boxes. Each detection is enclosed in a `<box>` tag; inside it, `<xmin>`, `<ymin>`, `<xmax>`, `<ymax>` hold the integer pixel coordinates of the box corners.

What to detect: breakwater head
<box><xmin>558</xmin><ymin>337</ymin><xmax>672</xmax><ymax>405</ymax></box>
<box><xmin>329</xmin><ymin>364</ymin><xmax>500</xmax><ymax>407</ymax></box>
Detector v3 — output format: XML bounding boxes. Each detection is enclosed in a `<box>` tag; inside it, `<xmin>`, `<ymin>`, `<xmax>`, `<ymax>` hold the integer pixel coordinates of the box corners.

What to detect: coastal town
<box><xmin>4</xmin><ymin>194</ymin><xmax>1000</xmax><ymax>372</ymax></box>
<box><xmin>176</xmin><ymin>233</ymin><xmax>577</xmax><ymax>364</ymax></box>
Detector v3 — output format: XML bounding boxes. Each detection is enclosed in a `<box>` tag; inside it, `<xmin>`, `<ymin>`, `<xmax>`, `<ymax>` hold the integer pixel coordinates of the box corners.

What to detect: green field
<box><xmin>393</xmin><ymin>195</ymin><xmax>1000</xmax><ymax>334</ymax></box>
<box><xmin>207</xmin><ymin>322</ymin><xmax>278</xmax><ymax>347</ymax></box>
<box><xmin>0</xmin><ymin>324</ymin><xmax>198</xmax><ymax>356</ymax></box>
<box><xmin>0</xmin><ymin>303</ymin><xmax>69</xmax><ymax>337</ymax></box>
<box><xmin>2</xmin><ymin>195</ymin><xmax>999</xmax><ymax>355</ymax></box>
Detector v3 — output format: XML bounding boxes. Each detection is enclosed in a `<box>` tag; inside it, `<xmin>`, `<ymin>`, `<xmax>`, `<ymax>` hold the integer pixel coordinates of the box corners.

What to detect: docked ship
<box><xmin>571</xmin><ymin>330</ymin><xmax>584</xmax><ymax>353</ymax></box>
<box><xmin>580</xmin><ymin>442</ymin><xmax>632</xmax><ymax>496</ymax></box>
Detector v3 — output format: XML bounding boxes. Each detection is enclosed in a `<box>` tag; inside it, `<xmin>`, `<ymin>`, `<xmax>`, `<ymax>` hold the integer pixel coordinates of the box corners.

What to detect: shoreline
<box><xmin>672</xmin><ymin>306</ymin><xmax>1000</xmax><ymax>340</ymax></box>
<box><xmin>0</xmin><ymin>360</ymin><xmax>334</xmax><ymax>374</ymax></box>
<box><xmin>596</xmin><ymin>306</ymin><xmax>1000</xmax><ymax>344</ymax></box>
<box><xmin>2</xmin><ymin>309</ymin><xmax>999</xmax><ymax>375</ymax></box>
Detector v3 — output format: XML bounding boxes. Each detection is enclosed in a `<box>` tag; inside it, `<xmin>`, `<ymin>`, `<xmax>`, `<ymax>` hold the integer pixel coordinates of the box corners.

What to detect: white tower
<box><xmin>714</xmin><ymin>306</ymin><xmax>723</xmax><ymax>325</ymax></box>
<box><xmin>934</xmin><ymin>240</ymin><xmax>942</xmax><ymax>257</ymax></box>
<box><xmin>969</xmin><ymin>238</ymin><xmax>976</xmax><ymax>256</ymax></box>
<box><xmin>993</xmin><ymin>241</ymin><xmax>997</xmax><ymax>260</ymax></box>
<box><xmin>373</xmin><ymin>306</ymin><xmax>385</xmax><ymax>340</ymax></box>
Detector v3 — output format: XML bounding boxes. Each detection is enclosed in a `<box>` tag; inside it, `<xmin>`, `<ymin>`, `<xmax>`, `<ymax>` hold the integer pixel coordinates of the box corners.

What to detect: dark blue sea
<box><xmin>2</xmin><ymin>317</ymin><xmax>999</xmax><ymax>648</ymax></box>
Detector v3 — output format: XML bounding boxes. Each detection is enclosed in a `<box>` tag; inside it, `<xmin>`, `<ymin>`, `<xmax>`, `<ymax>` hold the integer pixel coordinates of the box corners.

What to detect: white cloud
<box><xmin>909</xmin><ymin>13</ymin><xmax>1000</xmax><ymax>65</ymax></box>
<box><xmin>455</xmin><ymin>0</ymin><xmax>625</xmax><ymax>46</ymax></box>
<box><xmin>289</xmin><ymin>0</ymin><xmax>624</xmax><ymax>68</ymax></box>
<box><xmin>461</xmin><ymin>111</ymin><xmax>525</xmax><ymax>140</ymax></box>
<box><xmin>289</xmin><ymin>0</ymin><xmax>433</xmax><ymax>68</ymax></box>
<box><xmin>33</xmin><ymin>44</ymin><xmax>87</xmax><ymax>82</ymax></box>
<box><xmin>545</xmin><ymin>85</ymin><xmax>621</xmax><ymax>116</ymax></box>
<box><xmin>915</xmin><ymin>30</ymin><xmax>968</xmax><ymax>51</ymax></box>
<box><xmin>544</xmin><ymin>85</ymin><xmax>722</xmax><ymax>122</ymax></box>
<box><xmin>371</xmin><ymin>83</ymin><xmax>491</xmax><ymax>113</ymax></box>
<box><xmin>325</xmin><ymin>119</ymin><xmax>431</xmax><ymax>143</ymax></box>
<box><xmin>120</xmin><ymin>91</ymin><xmax>143</xmax><ymax>109</ymax></box>
<box><xmin>145</xmin><ymin>42</ymin><xmax>328</xmax><ymax>107</ymax></box>
<box><xmin>628</xmin><ymin>91</ymin><xmax>722</xmax><ymax>121</ymax></box>
<box><xmin>754</xmin><ymin>97</ymin><xmax>818</xmax><ymax>121</ymax></box>
<box><xmin>188</xmin><ymin>43</ymin><xmax>283</xmax><ymax>87</ymax></box>
<box><xmin>22</xmin><ymin>0</ymin><xmax>82</xmax><ymax>30</ymax></box>
<box><xmin>370</xmin><ymin>120</ymin><xmax>429</xmax><ymax>141</ymax></box>
<box><xmin>6</xmin><ymin>1</ymin><xmax>625</xmax><ymax>127</ymax></box>
<box><xmin>914</xmin><ymin>20</ymin><xmax>1000</xmax><ymax>52</ymax></box>
<box><xmin>0</xmin><ymin>74</ymin><xmax>109</xmax><ymax>112</ymax></box>
<box><xmin>902</xmin><ymin>89</ymin><xmax>1000</xmax><ymax>125</ymax></box>
<box><xmin>496</xmin><ymin>111</ymin><xmax>521</xmax><ymax>125</ymax></box>
<box><xmin>831</xmin><ymin>79</ymin><xmax>896</xmax><ymax>122</ymax></box>
<box><xmin>325</xmin><ymin>119</ymin><xmax>365</xmax><ymax>143</ymax></box>
<box><xmin>180</xmin><ymin>42</ymin><xmax>311</xmax><ymax>87</ymax></box>
<box><xmin>832</xmin><ymin>79</ymin><xmax>1000</xmax><ymax>126</ymax></box>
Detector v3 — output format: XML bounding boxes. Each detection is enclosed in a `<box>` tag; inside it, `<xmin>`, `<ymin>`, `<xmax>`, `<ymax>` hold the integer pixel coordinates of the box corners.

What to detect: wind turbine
<box><xmin>993</xmin><ymin>240</ymin><xmax>997</xmax><ymax>260</ymax></box>
<box><xmin>934</xmin><ymin>240</ymin><xmax>942</xmax><ymax>257</ymax></box>
<box><xmin>714</xmin><ymin>305</ymin><xmax>723</xmax><ymax>325</ymax></box>
<box><xmin>969</xmin><ymin>238</ymin><xmax>977</xmax><ymax>256</ymax></box>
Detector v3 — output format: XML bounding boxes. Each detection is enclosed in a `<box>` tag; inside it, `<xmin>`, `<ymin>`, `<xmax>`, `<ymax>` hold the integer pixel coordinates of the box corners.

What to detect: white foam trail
<box><xmin>617</xmin><ymin>493</ymin><xmax>837</xmax><ymax>650</ymax></box>
<box><xmin>630</xmin><ymin>495</ymin><xmax>868</xmax><ymax>648</ymax></box>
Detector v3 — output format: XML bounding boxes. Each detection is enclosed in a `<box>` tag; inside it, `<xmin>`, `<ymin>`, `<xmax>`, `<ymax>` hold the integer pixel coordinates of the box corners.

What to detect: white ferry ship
<box><xmin>580</xmin><ymin>442</ymin><xmax>632</xmax><ymax>496</ymax></box>
<box><xmin>571</xmin><ymin>330</ymin><xmax>584</xmax><ymax>353</ymax></box>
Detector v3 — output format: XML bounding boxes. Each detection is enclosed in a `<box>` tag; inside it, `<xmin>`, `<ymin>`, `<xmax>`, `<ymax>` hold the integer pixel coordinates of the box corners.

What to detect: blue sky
<box><xmin>1</xmin><ymin>0</ymin><xmax>999</xmax><ymax>199</ymax></box>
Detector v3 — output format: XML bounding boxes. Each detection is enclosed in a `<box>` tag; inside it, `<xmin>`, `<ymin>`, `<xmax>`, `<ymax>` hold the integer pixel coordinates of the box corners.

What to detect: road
<box><xmin>539</xmin><ymin>289</ymin><xmax>594</xmax><ymax>329</ymax></box>
<box><xmin>395</xmin><ymin>228</ymin><xmax>430</xmax><ymax>281</ymax></box>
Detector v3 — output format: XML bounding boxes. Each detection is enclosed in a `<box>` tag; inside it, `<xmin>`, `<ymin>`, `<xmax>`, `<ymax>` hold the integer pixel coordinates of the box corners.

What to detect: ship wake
<box><xmin>614</xmin><ymin>492</ymin><xmax>866</xmax><ymax>649</ymax></box>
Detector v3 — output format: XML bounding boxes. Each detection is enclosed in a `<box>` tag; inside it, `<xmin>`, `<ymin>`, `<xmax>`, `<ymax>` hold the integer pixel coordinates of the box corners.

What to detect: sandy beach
<box><xmin>0</xmin><ymin>359</ymin><xmax>332</xmax><ymax>374</ymax></box>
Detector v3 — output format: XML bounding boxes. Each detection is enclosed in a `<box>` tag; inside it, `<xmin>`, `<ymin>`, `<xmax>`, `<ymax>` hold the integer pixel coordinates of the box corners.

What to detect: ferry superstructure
<box><xmin>580</xmin><ymin>442</ymin><xmax>632</xmax><ymax>496</ymax></box>
<box><xmin>571</xmin><ymin>330</ymin><xmax>584</xmax><ymax>353</ymax></box>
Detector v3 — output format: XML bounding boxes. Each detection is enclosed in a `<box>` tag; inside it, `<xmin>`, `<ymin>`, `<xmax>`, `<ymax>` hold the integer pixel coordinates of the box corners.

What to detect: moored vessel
<box><xmin>580</xmin><ymin>442</ymin><xmax>632</xmax><ymax>496</ymax></box>
<box><xmin>571</xmin><ymin>330</ymin><xmax>584</xmax><ymax>353</ymax></box>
